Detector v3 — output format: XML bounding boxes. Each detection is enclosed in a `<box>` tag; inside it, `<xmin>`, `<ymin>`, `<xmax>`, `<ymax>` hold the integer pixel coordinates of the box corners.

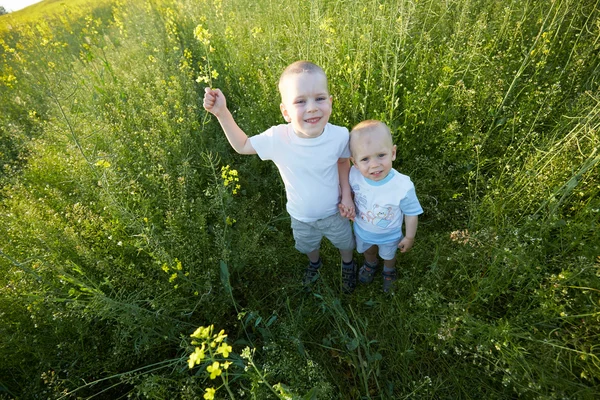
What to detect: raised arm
<box><xmin>203</xmin><ymin>87</ymin><xmax>256</xmax><ymax>155</ymax></box>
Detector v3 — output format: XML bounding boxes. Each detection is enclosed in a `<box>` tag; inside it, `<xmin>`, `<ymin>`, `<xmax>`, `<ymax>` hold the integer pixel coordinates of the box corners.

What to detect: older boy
<box><xmin>203</xmin><ymin>61</ymin><xmax>357</xmax><ymax>293</ymax></box>
<box><xmin>347</xmin><ymin>120</ymin><xmax>423</xmax><ymax>292</ymax></box>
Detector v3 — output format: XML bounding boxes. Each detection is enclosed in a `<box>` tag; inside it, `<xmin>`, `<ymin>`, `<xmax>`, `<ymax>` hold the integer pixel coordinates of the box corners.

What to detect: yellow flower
<box><xmin>191</xmin><ymin>325</ymin><xmax>213</xmax><ymax>340</ymax></box>
<box><xmin>206</xmin><ymin>361</ymin><xmax>222</xmax><ymax>379</ymax></box>
<box><xmin>188</xmin><ymin>344</ymin><xmax>206</xmax><ymax>369</ymax></box>
<box><xmin>203</xmin><ymin>387</ymin><xmax>216</xmax><ymax>400</ymax></box>
<box><xmin>211</xmin><ymin>69</ymin><xmax>219</xmax><ymax>79</ymax></box>
<box><xmin>94</xmin><ymin>159</ymin><xmax>111</xmax><ymax>168</ymax></box>
<box><xmin>217</xmin><ymin>342</ymin><xmax>232</xmax><ymax>358</ymax></box>
<box><xmin>194</xmin><ymin>24</ymin><xmax>212</xmax><ymax>46</ymax></box>
<box><xmin>169</xmin><ymin>272</ymin><xmax>178</xmax><ymax>282</ymax></box>
<box><xmin>222</xmin><ymin>361</ymin><xmax>232</xmax><ymax>370</ymax></box>
<box><xmin>214</xmin><ymin>329</ymin><xmax>227</xmax><ymax>343</ymax></box>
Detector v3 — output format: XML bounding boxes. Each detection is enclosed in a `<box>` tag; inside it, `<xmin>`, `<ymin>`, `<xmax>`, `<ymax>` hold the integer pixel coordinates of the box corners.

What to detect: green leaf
<box><xmin>220</xmin><ymin>260</ymin><xmax>232</xmax><ymax>297</ymax></box>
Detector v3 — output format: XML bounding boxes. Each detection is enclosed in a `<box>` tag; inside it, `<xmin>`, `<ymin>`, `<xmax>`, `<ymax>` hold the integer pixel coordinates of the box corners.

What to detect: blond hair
<box><xmin>278</xmin><ymin>61</ymin><xmax>327</xmax><ymax>94</ymax></box>
<box><xmin>349</xmin><ymin>120</ymin><xmax>393</xmax><ymax>154</ymax></box>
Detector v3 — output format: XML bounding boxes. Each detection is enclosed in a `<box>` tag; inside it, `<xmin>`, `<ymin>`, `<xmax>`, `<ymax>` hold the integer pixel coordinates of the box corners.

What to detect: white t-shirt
<box><xmin>350</xmin><ymin>167</ymin><xmax>423</xmax><ymax>244</ymax></box>
<box><xmin>250</xmin><ymin>123</ymin><xmax>350</xmax><ymax>222</ymax></box>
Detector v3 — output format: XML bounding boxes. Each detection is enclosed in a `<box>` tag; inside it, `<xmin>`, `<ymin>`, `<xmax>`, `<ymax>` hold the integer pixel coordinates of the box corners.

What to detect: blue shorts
<box><xmin>290</xmin><ymin>213</ymin><xmax>355</xmax><ymax>254</ymax></box>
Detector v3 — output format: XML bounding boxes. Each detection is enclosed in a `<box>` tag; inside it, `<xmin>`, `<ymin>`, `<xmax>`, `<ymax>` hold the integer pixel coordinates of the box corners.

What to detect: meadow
<box><xmin>0</xmin><ymin>0</ymin><xmax>599</xmax><ymax>398</ymax></box>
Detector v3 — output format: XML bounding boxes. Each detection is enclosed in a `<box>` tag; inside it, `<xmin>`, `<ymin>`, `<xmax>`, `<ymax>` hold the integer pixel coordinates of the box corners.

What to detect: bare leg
<box><xmin>339</xmin><ymin>248</ymin><xmax>354</xmax><ymax>264</ymax></box>
<box><xmin>363</xmin><ymin>245</ymin><xmax>379</xmax><ymax>265</ymax></box>
<box><xmin>383</xmin><ymin>257</ymin><xmax>396</xmax><ymax>270</ymax></box>
<box><xmin>307</xmin><ymin>249</ymin><xmax>320</xmax><ymax>264</ymax></box>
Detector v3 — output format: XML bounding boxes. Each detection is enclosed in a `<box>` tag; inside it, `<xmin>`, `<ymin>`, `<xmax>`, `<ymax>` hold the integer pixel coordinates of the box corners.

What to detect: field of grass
<box><xmin>1</xmin><ymin>0</ymin><xmax>599</xmax><ymax>398</ymax></box>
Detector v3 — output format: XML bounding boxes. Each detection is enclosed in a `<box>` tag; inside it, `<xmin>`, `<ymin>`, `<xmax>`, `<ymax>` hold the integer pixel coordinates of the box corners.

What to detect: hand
<box><xmin>398</xmin><ymin>237</ymin><xmax>414</xmax><ymax>253</ymax></box>
<box><xmin>338</xmin><ymin>202</ymin><xmax>355</xmax><ymax>221</ymax></box>
<box><xmin>203</xmin><ymin>87</ymin><xmax>227</xmax><ymax>117</ymax></box>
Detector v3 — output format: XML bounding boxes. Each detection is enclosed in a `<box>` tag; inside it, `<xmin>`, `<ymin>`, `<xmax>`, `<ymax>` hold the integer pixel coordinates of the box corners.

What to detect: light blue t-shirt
<box><xmin>350</xmin><ymin>167</ymin><xmax>423</xmax><ymax>244</ymax></box>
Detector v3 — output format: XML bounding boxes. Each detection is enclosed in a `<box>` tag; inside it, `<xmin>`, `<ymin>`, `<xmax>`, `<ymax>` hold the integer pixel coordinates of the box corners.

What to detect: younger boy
<box><xmin>203</xmin><ymin>61</ymin><xmax>357</xmax><ymax>293</ymax></box>
<box><xmin>346</xmin><ymin>120</ymin><xmax>423</xmax><ymax>293</ymax></box>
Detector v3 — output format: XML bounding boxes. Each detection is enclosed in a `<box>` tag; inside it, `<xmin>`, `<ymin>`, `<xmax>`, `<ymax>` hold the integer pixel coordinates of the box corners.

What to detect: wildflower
<box><xmin>206</xmin><ymin>361</ymin><xmax>222</xmax><ymax>379</ymax></box>
<box><xmin>217</xmin><ymin>342</ymin><xmax>232</xmax><ymax>358</ymax></box>
<box><xmin>251</xmin><ymin>26</ymin><xmax>263</xmax><ymax>38</ymax></box>
<box><xmin>226</xmin><ymin>216</ymin><xmax>236</xmax><ymax>226</ymax></box>
<box><xmin>95</xmin><ymin>159</ymin><xmax>111</xmax><ymax>168</ymax></box>
<box><xmin>194</xmin><ymin>24</ymin><xmax>211</xmax><ymax>46</ymax></box>
<box><xmin>204</xmin><ymin>388</ymin><xmax>216</xmax><ymax>400</ymax></box>
<box><xmin>241</xmin><ymin>346</ymin><xmax>252</xmax><ymax>359</ymax></box>
<box><xmin>214</xmin><ymin>329</ymin><xmax>227</xmax><ymax>343</ymax></box>
<box><xmin>188</xmin><ymin>344</ymin><xmax>206</xmax><ymax>368</ymax></box>
<box><xmin>191</xmin><ymin>325</ymin><xmax>213</xmax><ymax>340</ymax></box>
<box><xmin>222</xmin><ymin>361</ymin><xmax>232</xmax><ymax>370</ymax></box>
<box><xmin>211</xmin><ymin>69</ymin><xmax>219</xmax><ymax>79</ymax></box>
<box><xmin>169</xmin><ymin>273</ymin><xmax>178</xmax><ymax>282</ymax></box>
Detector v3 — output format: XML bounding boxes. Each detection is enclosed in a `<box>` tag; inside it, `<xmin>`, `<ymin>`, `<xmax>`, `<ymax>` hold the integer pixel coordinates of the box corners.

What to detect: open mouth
<box><xmin>305</xmin><ymin>117</ymin><xmax>321</xmax><ymax>124</ymax></box>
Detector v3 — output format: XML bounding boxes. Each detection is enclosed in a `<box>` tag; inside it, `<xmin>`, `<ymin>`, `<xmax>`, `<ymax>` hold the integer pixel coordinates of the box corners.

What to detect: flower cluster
<box><xmin>161</xmin><ymin>258</ymin><xmax>188</xmax><ymax>289</ymax></box>
<box><xmin>194</xmin><ymin>24</ymin><xmax>212</xmax><ymax>46</ymax></box>
<box><xmin>450</xmin><ymin>229</ymin><xmax>470</xmax><ymax>245</ymax></box>
<box><xmin>221</xmin><ymin>165</ymin><xmax>241</xmax><ymax>194</ymax></box>
<box><xmin>188</xmin><ymin>325</ymin><xmax>234</xmax><ymax>399</ymax></box>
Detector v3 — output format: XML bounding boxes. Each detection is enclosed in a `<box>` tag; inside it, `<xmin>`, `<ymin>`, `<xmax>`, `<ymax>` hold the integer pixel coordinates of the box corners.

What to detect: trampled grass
<box><xmin>1</xmin><ymin>0</ymin><xmax>599</xmax><ymax>398</ymax></box>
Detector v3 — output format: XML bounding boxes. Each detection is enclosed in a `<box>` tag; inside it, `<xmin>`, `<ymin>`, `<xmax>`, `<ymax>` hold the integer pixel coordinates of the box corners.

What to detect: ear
<box><xmin>349</xmin><ymin>156</ymin><xmax>355</xmax><ymax>165</ymax></box>
<box><xmin>280</xmin><ymin>103</ymin><xmax>291</xmax><ymax>122</ymax></box>
<box><xmin>391</xmin><ymin>145</ymin><xmax>397</xmax><ymax>161</ymax></box>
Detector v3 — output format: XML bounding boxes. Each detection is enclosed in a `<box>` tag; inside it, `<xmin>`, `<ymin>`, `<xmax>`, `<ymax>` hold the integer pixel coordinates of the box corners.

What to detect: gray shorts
<box><xmin>355</xmin><ymin>234</ymin><xmax>400</xmax><ymax>260</ymax></box>
<box><xmin>290</xmin><ymin>213</ymin><xmax>355</xmax><ymax>254</ymax></box>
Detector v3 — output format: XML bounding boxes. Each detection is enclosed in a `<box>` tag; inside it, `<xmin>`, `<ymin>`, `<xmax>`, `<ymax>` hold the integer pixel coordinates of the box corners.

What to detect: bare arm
<box><xmin>398</xmin><ymin>215</ymin><xmax>418</xmax><ymax>253</ymax></box>
<box><xmin>203</xmin><ymin>87</ymin><xmax>256</xmax><ymax>155</ymax></box>
<box><xmin>337</xmin><ymin>158</ymin><xmax>355</xmax><ymax>220</ymax></box>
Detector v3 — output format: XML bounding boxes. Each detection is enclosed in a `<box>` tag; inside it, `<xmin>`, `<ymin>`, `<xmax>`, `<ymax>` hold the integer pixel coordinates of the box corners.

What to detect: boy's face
<box><xmin>279</xmin><ymin>72</ymin><xmax>332</xmax><ymax>138</ymax></box>
<box><xmin>350</xmin><ymin>127</ymin><xmax>397</xmax><ymax>181</ymax></box>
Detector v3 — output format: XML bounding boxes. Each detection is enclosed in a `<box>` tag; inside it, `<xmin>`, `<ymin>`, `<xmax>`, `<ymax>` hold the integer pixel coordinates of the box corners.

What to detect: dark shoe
<box><xmin>342</xmin><ymin>261</ymin><xmax>357</xmax><ymax>294</ymax></box>
<box><xmin>382</xmin><ymin>269</ymin><xmax>397</xmax><ymax>293</ymax></box>
<box><xmin>302</xmin><ymin>261</ymin><xmax>322</xmax><ymax>287</ymax></box>
<box><xmin>358</xmin><ymin>263</ymin><xmax>377</xmax><ymax>284</ymax></box>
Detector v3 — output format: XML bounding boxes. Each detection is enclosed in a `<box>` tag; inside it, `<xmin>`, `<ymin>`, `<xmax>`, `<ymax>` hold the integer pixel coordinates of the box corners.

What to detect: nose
<box><xmin>306</xmin><ymin>99</ymin><xmax>317</xmax><ymax>112</ymax></box>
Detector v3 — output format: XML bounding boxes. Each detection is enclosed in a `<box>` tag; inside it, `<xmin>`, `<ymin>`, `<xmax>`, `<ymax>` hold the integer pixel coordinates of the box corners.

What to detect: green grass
<box><xmin>1</xmin><ymin>0</ymin><xmax>599</xmax><ymax>398</ymax></box>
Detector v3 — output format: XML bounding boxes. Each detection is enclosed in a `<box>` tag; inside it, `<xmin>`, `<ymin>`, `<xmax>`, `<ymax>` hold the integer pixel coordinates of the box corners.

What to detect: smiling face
<box><xmin>350</xmin><ymin>121</ymin><xmax>397</xmax><ymax>181</ymax></box>
<box><xmin>279</xmin><ymin>71</ymin><xmax>332</xmax><ymax>139</ymax></box>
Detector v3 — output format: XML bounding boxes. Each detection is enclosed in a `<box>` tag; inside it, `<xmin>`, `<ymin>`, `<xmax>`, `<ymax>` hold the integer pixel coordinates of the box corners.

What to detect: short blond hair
<box><xmin>278</xmin><ymin>61</ymin><xmax>327</xmax><ymax>94</ymax></box>
<box><xmin>349</xmin><ymin>120</ymin><xmax>393</xmax><ymax>155</ymax></box>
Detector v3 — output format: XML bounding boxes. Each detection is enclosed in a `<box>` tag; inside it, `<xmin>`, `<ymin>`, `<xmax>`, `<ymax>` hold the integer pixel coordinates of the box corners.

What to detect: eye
<box><xmin>378</xmin><ymin>153</ymin><xmax>386</xmax><ymax>158</ymax></box>
<box><xmin>316</xmin><ymin>96</ymin><xmax>327</xmax><ymax>101</ymax></box>
<box><xmin>360</xmin><ymin>157</ymin><xmax>369</xmax><ymax>163</ymax></box>
<box><xmin>295</xmin><ymin>99</ymin><xmax>305</xmax><ymax>104</ymax></box>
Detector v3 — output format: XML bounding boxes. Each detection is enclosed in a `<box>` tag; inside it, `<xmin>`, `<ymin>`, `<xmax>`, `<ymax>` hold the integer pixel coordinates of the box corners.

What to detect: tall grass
<box><xmin>1</xmin><ymin>0</ymin><xmax>599</xmax><ymax>398</ymax></box>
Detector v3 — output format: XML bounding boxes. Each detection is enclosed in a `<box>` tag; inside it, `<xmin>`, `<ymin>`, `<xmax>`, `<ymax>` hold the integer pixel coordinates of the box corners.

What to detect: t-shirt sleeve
<box><xmin>400</xmin><ymin>187</ymin><xmax>424</xmax><ymax>216</ymax></box>
<box><xmin>248</xmin><ymin>127</ymin><xmax>275</xmax><ymax>161</ymax></box>
<box><xmin>340</xmin><ymin>128</ymin><xmax>351</xmax><ymax>158</ymax></box>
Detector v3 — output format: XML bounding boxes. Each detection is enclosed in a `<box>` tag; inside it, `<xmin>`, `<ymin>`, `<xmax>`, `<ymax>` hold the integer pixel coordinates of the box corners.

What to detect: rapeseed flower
<box><xmin>206</xmin><ymin>361</ymin><xmax>222</xmax><ymax>379</ymax></box>
<box><xmin>188</xmin><ymin>344</ymin><xmax>206</xmax><ymax>368</ymax></box>
<box><xmin>217</xmin><ymin>342</ymin><xmax>232</xmax><ymax>358</ymax></box>
<box><xmin>203</xmin><ymin>388</ymin><xmax>216</xmax><ymax>400</ymax></box>
<box><xmin>191</xmin><ymin>325</ymin><xmax>213</xmax><ymax>340</ymax></box>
